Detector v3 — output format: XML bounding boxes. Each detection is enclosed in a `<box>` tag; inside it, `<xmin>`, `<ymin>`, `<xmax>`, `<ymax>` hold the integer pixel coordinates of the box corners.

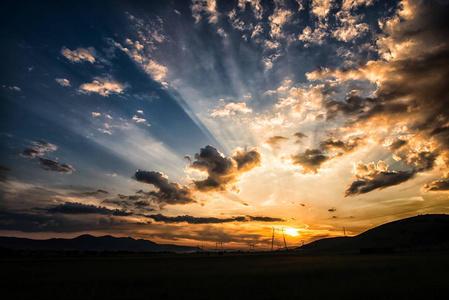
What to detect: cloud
<box><xmin>423</xmin><ymin>180</ymin><xmax>449</xmax><ymax>192</ymax></box>
<box><xmin>21</xmin><ymin>140</ymin><xmax>57</xmax><ymax>158</ymax></box>
<box><xmin>0</xmin><ymin>166</ymin><xmax>12</xmax><ymax>172</ymax></box>
<box><xmin>92</xmin><ymin>112</ymin><xmax>101</xmax><ymax>117</ymax></box>
<box><xmin>387</xmin><ymin>138</ymin><xmax>408</xmax><ymax>151</ymax></box>
<box><xmin>143</xmin><ymin>60</ymin><xmax>168</xmax><ymax>83</ymax></box>
<box><xmin>238</xmin><ymin>0</ymin><xmax>263</xmax><ymax>19</ymax></box>
<box><xmin>291</xmin><ymin>136</ymin><xmax>366</xmax><ymax>174</ymax></box>
<box><xmin>83</xmin><ymin>189</ymin><xmax>109</xmax><ymax>196</ymax></box>
<box><xmin>55</xmin><ymin>78</ymin><xmax>71</xmax><ymax>87</ymax></box>
<box><xmin>341</xmin><ymin>0</ymin><xmax>374</xmax><ymax>11</ymax></box>
<box><xmin>190</xmin><ymin>0</ymin><xmax>219</xmax><ymax>24</ymax></box>
<box><xmin>79</xmin><ymin>77</ymin><xmax>126</xmax><ymax>97</ymax></box>
<box><xmin>38</xmin><ymin>158</ymin><xmax>75</xmax><ymax>174</ymax></box>
<box><xmin>133</xmin><ymin>170</ymin><xmax>196</xmax><ymax>205</ymax></box>
<box><xmin>0</xmin><ymin>208</ymin><xmax>144</xmax><ymax>233</ymax></box>
<box><xmin>2</xmin><ymin>85</ymin><xmax>21</xmax><ymax>92</ymax></box>
<box><xmin>293</xmin><ymin>132</ymin><xmax>308</xmax><ymax>143</ymax></box>
<box><xmin>211</xmin><ymin>102</ymin><xmax>252</xmax><ymax>117</ymax></box>
<box><xmin>345</xmin><ymin>161</ymin><xmax>416</xmax><ymax>196</ymax></box>
<box><xmin>305</xmin><ymin>0</ymin><xmax>449</xmax><ymax>194</ymax></box>
<box><xmin>47</xmin><ymin>202</ymin><xmax>132</xmax><ymax>216</ymax></box>
<box><xmin>61</xmin><ymin>46</ymin><xmax>96</xmax><ymax>63</ymax></box>
<box><xmin>310</xmin><ymin>0</ymin><xmax>335</xmax><ymax>20</ymax></box>
<box><xmin>291</xmin><ymin>149</ymin><xmax>329</xmax><ymax>174</ymax></box>
<box><xmin>132</xmin><ymin>115</ymin><xmax>150</xmax><ymax>126</ymax></box>
<box><xmin>114</xmin><ymin>40</ymin><xmax>168</xmax><ymax>84</ymax></box>
<box><xmin>320</xmin><ymin>137</ymin><xmax>365</xmax><ymax>154</ymax></box>
<box><xmin>328</xmin><ymin>208</ymin><xmax>337</xmax><ymax>212</ymax></box>
<box><xmin>146</xmin><ymin>214</ymin><xmax>285</xmax><ymax>224</ymax></box>
<box><xmin>269</xmin><ymin>8</ymin><xmax>293</xmax><ymax>38</ymax></box>
<box><xmin>188</xmin><ymin>146</ymin><xmax>261</xmax><ymax>192</ymax></box>
<box><xmin>332</xmin><ymin>10</ymin><xmax>370</xmax><ymax>42</ymax></box>
<box><xmin>265</xmin><ymin>136</ymin><xmax>289</xmax><ymax>149</ymax></box>
<box><xmin>0</xmin><ymin>166</ymin><xmax>12</xmax><ymax>181</ymax></box>
<box><xmin>101</xmin><ymin>193</ymin><xmax>155</xmax><ymax>212</ymax></box>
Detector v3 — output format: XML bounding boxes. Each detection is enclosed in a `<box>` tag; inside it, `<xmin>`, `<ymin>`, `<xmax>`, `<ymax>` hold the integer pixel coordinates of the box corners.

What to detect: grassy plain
<box><xmin>1</xmin><ymin>250</ymin><xmax>449</xmax><ymax>299</ymax></box>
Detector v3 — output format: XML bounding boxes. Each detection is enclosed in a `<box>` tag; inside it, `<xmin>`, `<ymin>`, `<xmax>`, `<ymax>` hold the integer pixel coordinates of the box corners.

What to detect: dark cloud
<box><xmin>345</xmin><ymin>161</ymin><xmax>416</xmax><ymax>196</ymax></box>
<box><xmin>265</xmin><ymin>136</ymin><xmax>289</xmax><ymax>149</ymax></box>
<box><xmin>293</xmin><ymin>132</ymin><xmax>307</xmax><ymax>139</ymax></box>
<box><xmin>291</xmin><ymin>137</ymin><xmax>365</xmax><ymax>174</ymax></box>
<box><xmin>291</xmin><ymin>149</ymin><xmax>329</xmax><ymax>174</ymax></box>
<box><xmin>292</xmin><ymin>132</ymin><xmax>307</xmax><ymax>143</ymax></box>
<box><xmin>18</xmin><ymin>141</ymin><xmax>75</xmax><ymax>174</ymax></box>
<box><xmin>38</xmin><ymin>158</ymin><xmax>75</xmax><ymax>174</ymax></box>
<box><xmin>102</xmin><ymin>194</ymin><xmax>156</xmax><ymax>212</ymax></box>
<box><xmin>325</xmin><ymin>94</ymin><xmax>370</xmax><ymax>120</ymax></box>
<box><xmin>328</xmin><ymin>208</ymin><xmax>336</xmax><ymax>212</ymax></box>
<box><xmin>0</xmin><ymin>166</ymin><xmax>12</xmax><ymax>181</ymax></box>
<box><xmin>388</xmin><ymin>139</ymin><xmax>408</xmax><ymax>151</ymax></box>
<box><xmin>345</xmin><ymin>171</ymin><xmax>415</xmax><ymax>196</ymax></box>
<box><xmin>320</xmin><ymin>137</ymin><xmax>365</xmax><ymax>154</ymax></box>
<box><xmin>0</xmin><ymin>209</ymin><xmax>143</xmax><ymax>233</ymax></box>
<box><xmin>21</xmin><ymin>140</ymin><xmax>57</xmax><ymax>158</ymax></box>
<box><xmin>423</xmin><ymin>180</ymin><xmax>449</xmax><ymax>192</ymax></box>
<box><xmin>189</xmin><ymin>145</ymin><xmax>261</xmax><ymax>192</ymax></box>
<box><xmin>133</xmin><ymin>170</ymin><xmax>196</xmax><ymax>205</ymax></box>
<box><xmin>246</xmin><ymin>216</ymin><xmax>285</xmax><ymax>222</ymax></box>
<box><xmin>47</xmin><ymin>202</ymin><xmax>132</xmax><ymax>216</ymax></box>
<box><xmin>146</xmin><ymin>214</ymin><xmax>285</xmax><ymax>224</ymax></box>
<box><xmin>83</xmin><ymin>189</ymin><xmax>109</xmax><ymax>196</ymax></box>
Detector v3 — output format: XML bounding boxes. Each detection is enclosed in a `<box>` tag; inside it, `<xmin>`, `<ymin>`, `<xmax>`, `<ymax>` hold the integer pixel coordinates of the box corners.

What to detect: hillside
<box><xmin>0</xmin><ymin>234</ymin><xmax>200</xmax><ymax>253</ymax></box>
<box><xmin>299</xmin><ymin>214</ymin><xmax>449</xmax><ymax>252</ymax></box>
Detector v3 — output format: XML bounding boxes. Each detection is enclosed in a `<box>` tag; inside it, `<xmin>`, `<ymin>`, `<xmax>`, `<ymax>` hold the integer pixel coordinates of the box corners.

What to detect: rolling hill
<box><xmin>0</xmin><ymin>234</ymin><xmax>200</xmax><ymax>253</ymax></box>
<box><xmin>299</xmin><ymin>214</ymin><xmax>449</xmax><ymax>252</ymax></box>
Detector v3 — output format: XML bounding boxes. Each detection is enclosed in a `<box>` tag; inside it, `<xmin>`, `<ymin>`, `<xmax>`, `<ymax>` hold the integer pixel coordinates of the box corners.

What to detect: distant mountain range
<box><xmin>0</xmin><ymin>234</ymin><xmax>200</xmax><ymax>253</ymax></box>
<box><xmin>299</xmin><ymin>214</ymin><xmax>449</xmax><ymax>252</ymax></box>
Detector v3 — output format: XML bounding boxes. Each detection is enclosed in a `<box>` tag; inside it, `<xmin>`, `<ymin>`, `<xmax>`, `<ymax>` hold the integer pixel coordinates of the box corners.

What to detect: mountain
<box><xmin>299</xmin><ymin>214</ymin><xmax>449</xmax><ymax>252</ymax></box>
<box><xmin>0</xmin><ymin>234</ymin><xmax>200</xmax><ymax>253</ymax></box>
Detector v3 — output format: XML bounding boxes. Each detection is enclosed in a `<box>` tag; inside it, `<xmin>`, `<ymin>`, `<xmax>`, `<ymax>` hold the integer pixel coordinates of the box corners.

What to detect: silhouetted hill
<box><xmin>299</xmin><ymin>214</ymin><xmax>449</xmax><ymax>252</ymax></box>
<box><xmin>0</xmin><ymin>234</ymin><xmax>200</xmax><ymax>253</ymax></box>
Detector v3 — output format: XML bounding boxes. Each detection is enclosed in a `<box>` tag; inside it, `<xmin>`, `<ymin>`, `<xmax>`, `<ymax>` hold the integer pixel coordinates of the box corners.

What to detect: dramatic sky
<box><xmin>1</xmin><ymin>0</ymin><xmax>449</xmax><ymax>249</ymax></box>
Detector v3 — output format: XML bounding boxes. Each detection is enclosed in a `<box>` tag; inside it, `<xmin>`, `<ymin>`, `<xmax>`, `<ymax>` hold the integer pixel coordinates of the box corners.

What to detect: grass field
<box><xmin>2</xmin><ymin>251</ymin><xmax>449</xmax><ymax>299</ymax></box>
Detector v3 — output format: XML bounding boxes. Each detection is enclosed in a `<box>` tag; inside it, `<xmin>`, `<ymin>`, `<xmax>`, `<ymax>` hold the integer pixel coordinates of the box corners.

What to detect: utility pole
<box><xmin>271</xmin><ymin>227</ymin><xmax>275</xmax><ymax>251</ymax></box>
<box><xmin>282</xmin><ymin>228</ymin><xmax>288</xmax><ymax>250</ymax></box>
<box><xmin>343</xmin><ymin>227</ymin><xmax>346</xmax><ymax>237</ymax></box>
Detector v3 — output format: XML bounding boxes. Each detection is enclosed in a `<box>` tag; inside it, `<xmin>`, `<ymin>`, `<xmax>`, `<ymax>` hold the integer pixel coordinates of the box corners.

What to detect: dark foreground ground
<box><xmin>1</xmin><ymin>250</ymin><xmax>449</xmax><ymax>300</ymax></box>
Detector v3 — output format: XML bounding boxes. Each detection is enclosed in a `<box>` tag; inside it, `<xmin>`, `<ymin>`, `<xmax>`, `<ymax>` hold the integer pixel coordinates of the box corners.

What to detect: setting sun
<box><xmin>285</xmin><ymin>228</ymin><xmax>299</xmax><ymax>237</ymax></box>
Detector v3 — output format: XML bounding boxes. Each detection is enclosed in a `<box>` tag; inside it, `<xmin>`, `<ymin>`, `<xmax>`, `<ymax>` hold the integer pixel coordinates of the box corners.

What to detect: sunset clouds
<box><xmin>1</xmin><ymin>0</ymin><xmax>448</xmax><ymax>249</ymax></box>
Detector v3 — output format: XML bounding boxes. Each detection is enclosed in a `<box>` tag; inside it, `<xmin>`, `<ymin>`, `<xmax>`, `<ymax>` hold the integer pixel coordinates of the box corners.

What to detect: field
<box><xmin>2</xmin><ymin>250</ymin><xmax>449</xmax><ymax>299</ymax></box>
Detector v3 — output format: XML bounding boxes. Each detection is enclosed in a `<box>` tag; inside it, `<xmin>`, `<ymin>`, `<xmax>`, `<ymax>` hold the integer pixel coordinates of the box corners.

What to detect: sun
<box><xmin>284</xmin><ymin>228</ymin><xmax>299</xmax><ymax>237</ymax></box>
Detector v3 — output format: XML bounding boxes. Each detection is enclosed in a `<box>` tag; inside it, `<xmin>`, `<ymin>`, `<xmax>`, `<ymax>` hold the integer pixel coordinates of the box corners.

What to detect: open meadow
<box><xmin>2</xmin><ymin>250</ymin><xmax>449</xmax><ymax>299</ymax></box>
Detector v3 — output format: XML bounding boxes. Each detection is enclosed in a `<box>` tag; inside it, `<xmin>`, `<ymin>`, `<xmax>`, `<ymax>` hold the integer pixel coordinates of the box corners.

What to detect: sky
<box><xmin>1</xmin><ymin>0</ymin><xmax>449</xmax><ymax>250</ymax></box>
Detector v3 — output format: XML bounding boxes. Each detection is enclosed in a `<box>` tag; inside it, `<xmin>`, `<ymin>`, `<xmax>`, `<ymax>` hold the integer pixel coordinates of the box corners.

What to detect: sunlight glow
<box><xmin>285</xmin><ymin>228</ymin><xmax>299</xmax><ymax>237</ymax></box>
